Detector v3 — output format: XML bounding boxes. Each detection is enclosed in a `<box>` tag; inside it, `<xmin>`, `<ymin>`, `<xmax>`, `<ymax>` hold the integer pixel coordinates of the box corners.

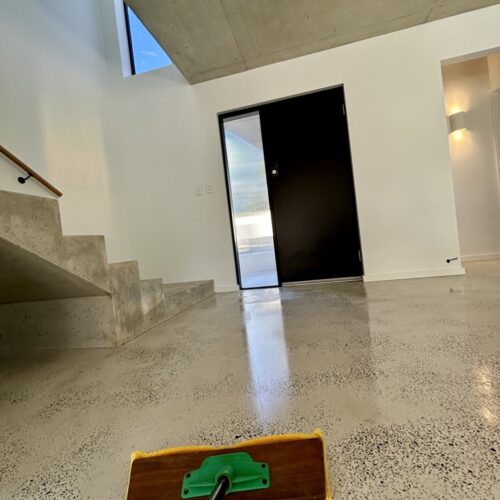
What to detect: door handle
<box><xmin>270</xmin><ymin>162</ymin><xmax>279</xmax><ymax>177</ymax></box>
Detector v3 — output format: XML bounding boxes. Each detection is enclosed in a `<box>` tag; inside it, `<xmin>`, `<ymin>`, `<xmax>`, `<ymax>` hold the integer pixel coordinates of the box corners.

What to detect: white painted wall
<box><xmin>0</xmin><ymin>0</ymin><xmax>132</xmax><ymax>262</ymax></box>
<box><xmin>442</xmin><ymin>57</ymin><xmax>500</xmax><ymax>261</ymax></box>
<box><xmin>3</xmin><ymin>2</ymin><xmax>500</xmax><ymax>289</ymax></box>
<box><xmin>103</xmin><ymin>5</ymin><xmax>500</xmax><ymax>287</ymax></box>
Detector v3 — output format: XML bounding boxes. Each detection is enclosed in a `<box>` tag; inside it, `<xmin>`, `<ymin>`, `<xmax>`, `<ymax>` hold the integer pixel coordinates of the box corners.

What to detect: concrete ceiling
<box><xmin>126</xmin><ymin>0</ymin><xmax>500</xmax><ymax>84</ymax></box>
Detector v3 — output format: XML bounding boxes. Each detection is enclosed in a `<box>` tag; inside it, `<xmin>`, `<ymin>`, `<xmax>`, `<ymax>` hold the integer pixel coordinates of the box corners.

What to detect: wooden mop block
<box><xmin>126</xmin><ymin>430</ymin><xmax>332</xmax><ymax>499</ymax></box>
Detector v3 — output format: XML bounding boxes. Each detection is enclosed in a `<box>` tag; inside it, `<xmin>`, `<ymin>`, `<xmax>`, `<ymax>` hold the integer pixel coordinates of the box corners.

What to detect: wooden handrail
<box><xmin>0</xmin><ymin>144</ymin><xmax>63</xmax><ymax>197</ymax></box>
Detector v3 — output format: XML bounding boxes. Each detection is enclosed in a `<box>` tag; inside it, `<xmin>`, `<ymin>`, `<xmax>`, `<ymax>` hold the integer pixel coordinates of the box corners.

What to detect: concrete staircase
<box><xmin>0</xmin><ymin>190</ymin><xmax>214</xmax><ymax>349</ymax></box>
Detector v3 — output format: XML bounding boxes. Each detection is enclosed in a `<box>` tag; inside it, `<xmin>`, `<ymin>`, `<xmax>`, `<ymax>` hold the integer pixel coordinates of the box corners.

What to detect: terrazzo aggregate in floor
<box><xmin>0</xmin><ymin>260</ymin><xmax>499</xmax><ymax>499</ymax></box>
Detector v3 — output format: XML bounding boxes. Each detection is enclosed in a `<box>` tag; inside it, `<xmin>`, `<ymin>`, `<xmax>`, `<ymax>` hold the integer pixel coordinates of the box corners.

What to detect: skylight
<box><xmin>125</xmin><ymin>5</ymin><xmax>171</xmax><ymax>75</ymax></box>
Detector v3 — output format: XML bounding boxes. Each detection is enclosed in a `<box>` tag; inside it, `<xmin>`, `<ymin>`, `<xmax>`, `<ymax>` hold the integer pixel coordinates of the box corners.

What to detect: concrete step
<box><xmin>140</xmin><ymin>278</ymin><xmax>165</xmax><ymax>331</ymax></box>
<box><xmin>0</xmin><ymin>191</ymin><xmax>110</xmax><ymax>293</ymax></box>
<box><xmin>162</xmin><ymin>280</ymin><xmax>214</xmax><ymax>319</ymax></box>
<box><xmin>60</xmin><ymin>235</ymin><xmax>110</xmax><ymax>292</ymax></box>
<box><xmin>0</xmin><ymin>190</ymin><xmax>63</xmax><ymax>255</ymax></box>
<box><xmin>0</xmin><ymin>237</ymin><xmax>109</xmax><ymax>304</ymax></box>
<box><xmin>109</xmin><ymin>261</ymin><xmax>143</xmax><ymax>345</ymax></box>
<box><xmin>0</xmin><ymin>190</ymin><xmax>215</xmax><ymax>349</ymax></box>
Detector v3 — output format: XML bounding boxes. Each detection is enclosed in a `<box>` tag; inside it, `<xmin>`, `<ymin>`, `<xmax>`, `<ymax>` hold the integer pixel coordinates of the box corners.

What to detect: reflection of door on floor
<box><xmin>221</xmin><ymin>86</ymin><xmax>363</xmax><ymax>290</ymax></box>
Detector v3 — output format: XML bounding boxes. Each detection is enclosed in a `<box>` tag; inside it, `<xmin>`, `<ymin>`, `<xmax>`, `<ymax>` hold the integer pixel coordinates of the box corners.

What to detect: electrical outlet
<box><xmin>206</xmin><ymin>183</ymin><xmax>214</xmax><ymax>194</ymax></box>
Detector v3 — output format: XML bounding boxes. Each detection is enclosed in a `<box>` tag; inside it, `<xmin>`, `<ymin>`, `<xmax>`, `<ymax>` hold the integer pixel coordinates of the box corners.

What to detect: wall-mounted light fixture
<box><xmin>448</xmin><ymin>111</ymin><xmax>467</xmax><ymax>135</ymax></box>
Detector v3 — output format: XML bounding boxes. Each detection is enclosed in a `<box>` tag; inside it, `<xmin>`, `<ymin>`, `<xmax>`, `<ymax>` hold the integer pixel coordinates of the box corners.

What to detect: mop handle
<box><xmin>207</xmin><ymin>476</ymin><xmax>230</xmax><ymax>500</ymax></box>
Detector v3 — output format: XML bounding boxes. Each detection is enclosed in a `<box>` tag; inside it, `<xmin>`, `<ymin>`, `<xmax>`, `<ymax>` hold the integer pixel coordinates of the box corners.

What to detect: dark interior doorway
<box><xmin>220</xmin><ymin>86</ymin><xmax>363</xmax><ymax>289</ymax></box>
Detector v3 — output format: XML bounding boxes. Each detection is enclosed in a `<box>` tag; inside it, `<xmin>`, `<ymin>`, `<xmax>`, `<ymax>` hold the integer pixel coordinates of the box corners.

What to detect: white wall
<box><xmin>442</xmin><ymin>57</ymin><xmax>500</xmax><ymax>260</ymax></box>
<box><xmin>103</xmin><ymin>5</ymin><xmax>500</xmax><ymax>287</ymax></box>
<box><xmin>0</xmin><ymin>0</ymin><xmax>132</xmax><ymax>262</ymax></box>
<box><xmin>3</xmin><ymin>2</ymin><xmax>500</xmax><ymax>289</ymax></box>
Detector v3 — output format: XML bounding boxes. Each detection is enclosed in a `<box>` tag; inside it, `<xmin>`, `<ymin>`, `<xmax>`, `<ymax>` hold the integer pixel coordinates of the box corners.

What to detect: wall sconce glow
<box><xmin>449</xmin><ymin>111</ymin><xmax>467</xmax><ymax>135</ymax></box>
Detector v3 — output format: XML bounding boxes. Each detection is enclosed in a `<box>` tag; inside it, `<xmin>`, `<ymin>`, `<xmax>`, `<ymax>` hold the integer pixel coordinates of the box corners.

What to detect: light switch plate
<box><xmin>206</xmin><ymin>183</ymin><xmax>214</xmax><ymax>194</ymax></box>
<box><xmin>195</xmin><ymin>184</ymin><xmax>203</xmax><ymax>196</ymax></box>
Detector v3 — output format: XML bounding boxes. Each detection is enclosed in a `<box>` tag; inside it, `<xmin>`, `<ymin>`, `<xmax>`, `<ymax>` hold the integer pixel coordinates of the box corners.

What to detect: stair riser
<box><xmin>61</xmin><ymin>236</ymin><xmax>110</xmax><ymax>292</ymax></box>
<box><xmin>109</xmin><ymin>262</ymin><xmax>144</xmax><ymax>345</ymax></box>
<box><xmin>140</xmin><ymin>279</ymin><xmax>165</xmax><ymax>331</ymax></box>
<box><xmin>0</xmin><ymin>191</ymin><xmax>62</xmax><ymax>257</ymax></box>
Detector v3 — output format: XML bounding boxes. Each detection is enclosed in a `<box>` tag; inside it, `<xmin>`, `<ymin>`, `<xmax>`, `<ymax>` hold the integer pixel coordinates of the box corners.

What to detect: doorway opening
<box><xmin>220</xmin><ymin>86</ymin><xmax>363</xmax><ymax>290</ymax></box>
<box><xmin>441</xmin><ymin>51</ymin><xmax>500</xmax><ymax>271</ymax></box>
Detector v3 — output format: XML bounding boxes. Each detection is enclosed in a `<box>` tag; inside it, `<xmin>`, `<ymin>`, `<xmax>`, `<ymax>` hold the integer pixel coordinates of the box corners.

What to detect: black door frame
<box><xmin>218</xmin><ymin>84</ymin><xmax>364</xmax><ymax>290</ymax></box>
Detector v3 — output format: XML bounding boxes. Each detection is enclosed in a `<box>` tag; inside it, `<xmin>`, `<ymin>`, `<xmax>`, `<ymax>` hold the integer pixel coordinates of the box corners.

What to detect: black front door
<box><xmin>259</xmin><ymin>87</ymin><xmax>363</xmax><ymax>283</ymax></box>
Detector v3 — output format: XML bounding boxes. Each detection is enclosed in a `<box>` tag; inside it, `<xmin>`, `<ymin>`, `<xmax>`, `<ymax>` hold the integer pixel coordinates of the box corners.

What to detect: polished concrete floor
<box><xmin>0</xmin><ymin>261</ymin><xmax>499</xmax><ymax>499</ymax></box>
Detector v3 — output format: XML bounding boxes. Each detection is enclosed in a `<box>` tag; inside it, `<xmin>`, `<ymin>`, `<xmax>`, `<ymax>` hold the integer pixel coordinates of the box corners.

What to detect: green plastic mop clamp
<box><xmin>181</xmin><ymin>452</ymin><xmax>271</xmax><ymax>498</ymax></box>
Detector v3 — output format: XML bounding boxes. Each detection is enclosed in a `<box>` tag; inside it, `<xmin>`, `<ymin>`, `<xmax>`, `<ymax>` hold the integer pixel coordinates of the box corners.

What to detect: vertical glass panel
<box><xmin>223</xmin><ymin>112</ymin><xmax>279</xmax><ymax>289</ymax></box>
<box><xmin>126</xmin><ymin>6</ymin><xmax>171</xmax><ymax>75</ymax></box>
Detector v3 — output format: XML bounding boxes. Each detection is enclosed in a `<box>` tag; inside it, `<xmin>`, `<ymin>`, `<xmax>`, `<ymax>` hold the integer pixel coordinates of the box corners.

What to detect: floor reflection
<box><xmin>474</xmin><ymin>363</ymin><xmax>498</xmax><ymax>425</ymax></box>
<box><xmin>241</xmin><ymin>289</ymin><xmax>290</xmax><ymax>423</ymax></box>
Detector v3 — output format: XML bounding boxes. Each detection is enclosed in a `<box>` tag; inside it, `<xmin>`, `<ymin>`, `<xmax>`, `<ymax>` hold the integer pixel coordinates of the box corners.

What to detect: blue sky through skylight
<box><xmin>127</xmin><ymin>6</ymin><xmax>171</xmax><ymax>74</ymax></box>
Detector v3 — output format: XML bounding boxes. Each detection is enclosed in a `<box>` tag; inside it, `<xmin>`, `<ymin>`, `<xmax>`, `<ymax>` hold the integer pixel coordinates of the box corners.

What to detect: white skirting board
<box><xmin>218</xmin><ymin>267</ymin><xmax>468</xmax><ymax>288</ymax></box>
<box><xmin>363</xmin><ymin>267</ymin><xmax>465</xmax><ymax>282</ymax></box>
<box><xmin>461</xmin><ymin>253</ymin><xmax>500</xmax><ymax>262</ymax></box>
<box><xmin>217</xmin><ymin>267</ymin><xmax>467</xmax><ymax>288</ymax></box>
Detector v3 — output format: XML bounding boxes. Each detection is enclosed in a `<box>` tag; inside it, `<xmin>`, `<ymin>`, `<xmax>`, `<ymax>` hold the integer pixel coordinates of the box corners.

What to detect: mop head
<box><xmin>126</xmin><ymin>429</ymin><xmax>332</xmax><ymax>499</ymax></box>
